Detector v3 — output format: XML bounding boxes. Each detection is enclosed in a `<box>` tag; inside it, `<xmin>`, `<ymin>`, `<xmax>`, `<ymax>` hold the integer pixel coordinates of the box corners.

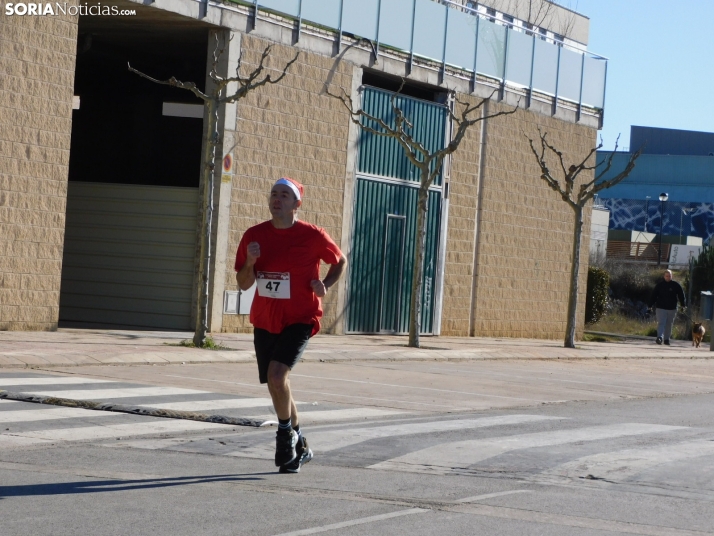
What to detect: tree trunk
<box><xmin>564</xmin><ymin>204</ymin><xmax>584</xmax><ymax>348</ymax></box>
<box><xmin>408</xmin><ymin>180</ymin><xmax>430</xmax><ymax>348</ymax></box>
<box><xmin>193</xmin><ymin>98</ymin><xmax>219</xmax><ymax>347</ymax></box>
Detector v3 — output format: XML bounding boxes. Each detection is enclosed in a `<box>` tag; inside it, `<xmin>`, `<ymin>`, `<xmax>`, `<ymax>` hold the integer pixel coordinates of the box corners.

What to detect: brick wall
<box><xmin>0</xmin><ymin>15</ymin><xmax>78</xmax><ymax>330</ymax></box>
<box><xmin>444</xmin><ymin>98</ymin><xmax>596</xmax><ymax>339</ymax></box>
<box><xmin>221</xmin><ymin>35</ymin><xmax>353</xmax><ymax>334</ymax></box>
<box><xmin>441</xmin><ymin>99</ymin><xmax>483</xmax><ymax>337</ymax></box>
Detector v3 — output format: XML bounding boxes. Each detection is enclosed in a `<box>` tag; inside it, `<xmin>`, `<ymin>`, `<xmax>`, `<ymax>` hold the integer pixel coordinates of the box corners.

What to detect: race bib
<box><xmin>256</xmin><ymin>271</ymin><xmax>290</xmax><ymax>299</ymax></box>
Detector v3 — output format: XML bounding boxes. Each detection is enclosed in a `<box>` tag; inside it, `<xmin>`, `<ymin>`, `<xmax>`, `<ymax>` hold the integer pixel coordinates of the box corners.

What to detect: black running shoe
<box><xmin>664</xmin><ymin>339</ymin><xmax>670</xmax><ymax>346</ymax></box>
<box><xmin>279</xmin><ymin>436</ymin><xmax>313</xmax><ymax>474</ymax></box>
<box><xmin>275</xmin><ymin>430</ymin><xmax>298</xmax><ymax>467</ymax></box>
<box><xmin>656</xmin><ymin>337</ymin><xmax>663</xmax><ymax>345</ymax></box>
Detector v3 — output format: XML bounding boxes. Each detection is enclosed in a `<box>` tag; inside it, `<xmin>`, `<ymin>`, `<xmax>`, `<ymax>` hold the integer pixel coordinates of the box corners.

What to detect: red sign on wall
<box><xmin>223</xmin><ymin>154</ymin><xmax>233</xmax><ymax>173</ymax></box>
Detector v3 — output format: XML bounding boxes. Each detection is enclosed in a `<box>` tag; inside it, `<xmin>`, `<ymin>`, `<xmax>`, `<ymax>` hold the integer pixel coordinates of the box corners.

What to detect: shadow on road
<box><xmin>0</xmin><ymin>473</ymin><xmax>270</xmax><ymax>497</ymax></box>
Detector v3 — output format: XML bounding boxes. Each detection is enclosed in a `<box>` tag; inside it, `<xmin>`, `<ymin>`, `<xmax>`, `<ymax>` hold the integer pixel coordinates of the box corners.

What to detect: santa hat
<box><xmin>273</xmin><ymin>177</ymin><xmax>304</xmax><ymax>200</ymax></box>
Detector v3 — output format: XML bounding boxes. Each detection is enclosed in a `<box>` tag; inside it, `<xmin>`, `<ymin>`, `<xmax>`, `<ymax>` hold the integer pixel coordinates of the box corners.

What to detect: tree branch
<box><xmin>579</xmin><ymin>145</ymin><xmax>644</xmax><ymax>203</ymax></box>
<box><xmin>526</xmin><ymin>133</ymin><xmax>575</xmax><ymax>207</ymax></box>
<box><xmin>219</xmin><ymin>48</ymin><xmax>300</xmax><ymax>104</ymax></box>
<box><xmin>128</xmin><ymin>63</ymin><xmax>209</xmax><ymax>101</ymax></box>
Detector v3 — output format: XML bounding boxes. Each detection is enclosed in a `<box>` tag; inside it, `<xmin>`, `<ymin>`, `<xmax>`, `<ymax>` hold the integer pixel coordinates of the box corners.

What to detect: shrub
<box><xmin>604</xmin><ymin>260</ymin><xmax>659</xmax><ymax>304</ymax></box>
<box><xmin>586</xmin><ymin>266</ymin><xmax>610</xmax><ymax>325</ymax></box>
<box><xmin>685</xmin><ymin>243</ymin><xmax>714</xmax><ymax>309</ymax></box>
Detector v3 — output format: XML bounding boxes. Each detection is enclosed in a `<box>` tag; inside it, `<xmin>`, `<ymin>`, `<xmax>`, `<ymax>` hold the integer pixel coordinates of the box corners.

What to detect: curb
<box><xmin>0</xmin><ymin>389</ymin><xmax>266</xmax><ymax>428</ymax></box>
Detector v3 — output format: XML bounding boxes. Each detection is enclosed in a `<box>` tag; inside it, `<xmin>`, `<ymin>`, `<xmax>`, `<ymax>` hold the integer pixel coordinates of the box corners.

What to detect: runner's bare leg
<box><xmin>267</xmin><ymin>361</ymin><xmax>298</xmax><ymax>425</ymax></box>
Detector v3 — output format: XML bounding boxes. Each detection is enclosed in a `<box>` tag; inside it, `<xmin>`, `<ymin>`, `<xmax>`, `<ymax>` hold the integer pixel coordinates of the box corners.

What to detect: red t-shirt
<box><xmin>235</xmin><ymin>220</ymin><xmax>342</xmax><ymax>336</ymax></box>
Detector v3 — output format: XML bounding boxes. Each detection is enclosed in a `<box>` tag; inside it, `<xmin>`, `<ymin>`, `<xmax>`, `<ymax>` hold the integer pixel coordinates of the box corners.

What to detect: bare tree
<box><xmin>129</xmin><ymin>35</ymin><xmax>299</xmax><ymax>347</ymax></box>
<box><xmin>329</xmin><ymin>83</ymin><xmax>517</xmax><ymax>348</ymax></box>
<box><xmin>527</xmin><ymin>130</ymin><xmax>642</xmax><ymax>348</ymax></box>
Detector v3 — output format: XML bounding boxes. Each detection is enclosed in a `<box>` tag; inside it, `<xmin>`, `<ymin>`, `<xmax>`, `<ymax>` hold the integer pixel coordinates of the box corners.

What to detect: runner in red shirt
<box><xmin>235</xmin><ymin>177</ymin><xmax>346</xmax><ymax>473</ymax></box>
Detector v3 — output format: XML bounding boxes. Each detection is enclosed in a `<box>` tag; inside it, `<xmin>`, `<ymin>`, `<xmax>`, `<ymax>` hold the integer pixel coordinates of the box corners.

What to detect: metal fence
<box><xmin>238</xmin><ymin>0</ymin><xmax>607</xmax><ymax>110</ymax></box>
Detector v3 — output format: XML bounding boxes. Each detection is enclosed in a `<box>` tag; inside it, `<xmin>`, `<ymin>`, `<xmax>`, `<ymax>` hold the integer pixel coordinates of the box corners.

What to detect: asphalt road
<box><xmin>1</xmin><ymin>360</ymin><xmax>714</xmax><ymax>536</ymax></box>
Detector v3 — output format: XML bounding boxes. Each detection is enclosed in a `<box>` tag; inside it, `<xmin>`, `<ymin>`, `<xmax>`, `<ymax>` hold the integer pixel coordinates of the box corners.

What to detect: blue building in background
<box><xmin>596</xmin><ymin>126</ymin><xmax>714</xmax><ymax>243</ymax></box>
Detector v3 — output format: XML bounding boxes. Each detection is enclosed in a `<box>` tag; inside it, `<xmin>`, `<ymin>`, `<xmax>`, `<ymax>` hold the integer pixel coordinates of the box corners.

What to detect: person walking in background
<box><xmin>649</xmin><ymin>269</ymin><xmax>686</xmax><ymax>346</ymax></box>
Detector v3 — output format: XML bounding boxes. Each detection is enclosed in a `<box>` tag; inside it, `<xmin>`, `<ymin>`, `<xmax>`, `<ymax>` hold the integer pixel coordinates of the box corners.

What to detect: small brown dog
<box><xmin>692</xmin><ymin>323</ymin><xmax>706</xmax><ymax>348</ymax></box>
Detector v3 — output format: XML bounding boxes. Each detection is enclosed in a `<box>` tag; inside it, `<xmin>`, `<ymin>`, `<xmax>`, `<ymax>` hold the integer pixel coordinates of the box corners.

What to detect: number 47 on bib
<box><xmin>256</xmin><ymin>271</ymin><xmax>291</xmax><ymax>299</ymax></box>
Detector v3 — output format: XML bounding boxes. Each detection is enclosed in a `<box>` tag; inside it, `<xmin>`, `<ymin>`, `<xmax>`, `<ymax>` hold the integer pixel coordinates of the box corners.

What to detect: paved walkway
<box><xmin>0</xmin><ymin>329</ymin><xmax>711</xmax><ymax>368</ymax></box>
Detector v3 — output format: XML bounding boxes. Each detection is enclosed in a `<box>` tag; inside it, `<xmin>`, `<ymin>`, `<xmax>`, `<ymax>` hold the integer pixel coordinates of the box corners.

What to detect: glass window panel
<box><xmin>581</xmin><ymin>56</ymin><xmax>606</xmax><ymax>109</ymax></box>
<box><xmin>532</xmin><ymin>38</ymin><xmax>558</xmax><ymax>95</ymax></box>
<box><xmin>505</xmin><ymin>28</ymin><xmax>532</xmax><ymax>87</ymax></box>
<box><xmin>476</xmin><ymin>18</ymin><xmax>505</xmax><ymax>80</ymax></box>
<box><xmin>413</xmin><ymin>0</ymin><xmax>446</xmax><ymax>62</ymax></box>
<box><xmin>302</xmin><ymin>0</ymin><xmax>341</xmax><ymax>29</ymax></box>
<box><xmin>445</xmin><ymin>8</ymin><xmax>477</xmax><ymax>71</ymax></box>
<box><xmin>260</xmin><ymin>0</ymin><xmax>300</xmax><ymax>18</ymax></box>
<box><xmin>557</xmin><ymin>47</ymin><xmax>583</xmax><ymax>102</ymax></box>
<box><xmin>342</xmin><ymin>0</ymin><xmax>379</xmax><ymax>41</ymax></box>
<box><xmin>380</xmin><ymin>0</ymin><xmax>414</xmax><ymax>52</ymax></box>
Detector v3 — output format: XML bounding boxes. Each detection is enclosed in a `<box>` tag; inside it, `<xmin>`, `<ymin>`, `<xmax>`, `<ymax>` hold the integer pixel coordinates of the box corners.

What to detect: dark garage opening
<box><xmin>60</xmin><ymin>13</ymin><xmax>213</xmax><ymax>330</ymax></box>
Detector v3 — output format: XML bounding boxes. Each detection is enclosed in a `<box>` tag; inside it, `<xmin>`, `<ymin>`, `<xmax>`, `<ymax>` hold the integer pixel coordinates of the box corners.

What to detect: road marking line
<box><xmin>0</xmin><ymin>377</ymin><xmax>115</xmax><ymax>387</ymax></box>
<box><xmin>313</xmin><ymin>415</ymin><xmax>562</xmax><ymax>452</ymax></box>
<box><xmin>23</xmin><ymin>387</ymin><xmax>210</xmax><ymax>399</ymax></box>
<box><xmin>456</xmin><ymin>490</ymin><xmax>531</xmax><ymax>503</ymax></box>
<box><xmin>271</xmin><ymin>508</ymin><xmax>428</xmax><ymax>536</ymax></box>
<box><xmin>0</xmin><ymin>407</ymin><xmax>123</xmax><ymax>423</ymax></box>
<box><xmin>370</xmin><ymin>423</ymin><xmax>686</xmax><ymax>474</ymax></box>
<box><xmin>290</xmin><ymin>373</ymin><xmax>546</xmax><ymax>402</ymax></box>
<box><xmin>224</xmin><ymin>415</ymin><xmax>562</xmax><ymax>459</ymax></box>
<box><xmin>143</xmin><ymin>398</ymin><xmax>279</xmax><ymax>411</ymax></box>
<box><xmin>246</xmin><ymin>408</ymin><xmax>407</xmax><ymax>424</ymax></box>
<box><xmin>540</xmin><ymin>439</ymin><xmax>714</xmax><ymax>482</ymax></box>
<box><xmin>0</xmin><ymin>419</ymin><xmax>230</xmax><ymax>447</ymax></box>
<box><xmin>162</xmin><ymin>374</ymin><xmax>466</xmax><ymax>410</ymax></box>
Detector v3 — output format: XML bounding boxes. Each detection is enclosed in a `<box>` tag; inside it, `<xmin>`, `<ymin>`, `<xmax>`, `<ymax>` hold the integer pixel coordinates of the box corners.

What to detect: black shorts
<box><xmin>253</xmin><ymin>323</ymin><xmax>312</xmax><ymax>384</ymax></box>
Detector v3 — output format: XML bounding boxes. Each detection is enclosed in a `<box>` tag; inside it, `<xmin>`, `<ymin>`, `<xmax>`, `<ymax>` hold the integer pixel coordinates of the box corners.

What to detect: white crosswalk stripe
<box><xmin>0</xmin><ymin>406</ymin><xmax>123</xmax><ymax>424</ymax></box>
<box><xmin>0</xmin><ymin>377</ymin><xmax>115</xmax><ymax>387</ymax></box>
<box><xmin>223</xmin><ymin>415</ymin><xmax>564</xmax><ymax>460</ymax></box>
<box><xmin>369</xmin><ymin>423</ymin><xmax>687</xmax><ymax>475</ymax></box>
<box><xmin>0</xmin><ymin>419</ymin><xmax>230</xmax><ymax>447</ymax></box>
<box><xmin>21</xmin><ymin>387</ymin><xmax>210</xmax><ymax>400</ymax></box>
<box><xmin>538</xmin><ymin>439</ymin><xmax>714</xmax><ymax>483</ymax></box>
<box><xmin>145</xmin><ymin>398</ymin><xmax>278</xmax><ymax>411</ymax></box>
<box><xmin>246</xmin><ymin>408</ymin><xmax>407</xmax><ymax>425</ymax></box>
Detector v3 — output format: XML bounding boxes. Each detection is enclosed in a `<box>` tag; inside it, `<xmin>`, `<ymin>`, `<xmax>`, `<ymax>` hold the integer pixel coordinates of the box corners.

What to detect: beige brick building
<box><xmin>0</xmin><ymin>13</ymin><xmax>78</xmax><ymax>330</ymax></box>
<box><xmin>0</xmin><ymin>0</ymin><xmax>604</xmax><ymax>341</ymax></box>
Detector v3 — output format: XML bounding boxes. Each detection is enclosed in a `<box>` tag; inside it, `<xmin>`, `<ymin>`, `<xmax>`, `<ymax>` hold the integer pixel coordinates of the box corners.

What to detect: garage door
<box><xmin>346</xmin><ymin>86</ymin><xmax>447</xmax><ymax>334</ymax></box>
<box><xmin>59</xmin><ymin>182</ymin><xmax>198</xmax><ymax>330</ymax></box>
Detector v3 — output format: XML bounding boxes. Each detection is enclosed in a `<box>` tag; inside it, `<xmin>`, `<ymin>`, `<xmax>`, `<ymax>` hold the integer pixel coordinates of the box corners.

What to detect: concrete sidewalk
<box><xmin>0</xmin><ymin>328</ymin><xmax>711</xmax><ymax>369</ymax></box>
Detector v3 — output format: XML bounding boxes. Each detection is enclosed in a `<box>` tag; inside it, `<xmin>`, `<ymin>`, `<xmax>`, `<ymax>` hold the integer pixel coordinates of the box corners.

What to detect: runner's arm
<box><xmin>310</xmin><ymin>256</ymin><xmax>346</xmax><ymax>297</ymax></box>
<box><xmin>236</xmin><ymin>263</ymin><xmax>256</xmax><ymax>291</ymax></box>
<box><xmin>323</xmin><ymin>255</ymin><xmax>347</xmax><ymax>291</ymax></box>
<box><xmin>236</xmin><ymin>241</ymin><xmax>260</xmax><ymax>290</ymax></box>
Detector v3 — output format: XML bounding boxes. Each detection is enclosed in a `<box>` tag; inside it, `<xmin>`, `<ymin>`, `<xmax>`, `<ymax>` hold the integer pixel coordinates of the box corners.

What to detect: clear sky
<box><xmin>569</xmin><ymin>0</ymin><xmax>714</xmax><ymax>151</ymax></box>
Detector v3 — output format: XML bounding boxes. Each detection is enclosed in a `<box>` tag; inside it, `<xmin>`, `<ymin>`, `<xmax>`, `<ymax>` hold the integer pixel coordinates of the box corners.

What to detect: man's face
<box><xmin>664</xmin><ymin>271</ymin><xmax>672</xmax><ymax>282</ymax></box>
<box><xmin>269</xmin><ymin>184</ymin><xmax>300</xmax><ymax>218</ymax></box>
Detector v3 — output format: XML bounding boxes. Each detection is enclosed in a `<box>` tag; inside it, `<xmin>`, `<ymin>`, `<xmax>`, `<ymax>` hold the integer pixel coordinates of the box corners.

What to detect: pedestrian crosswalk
<box><xmin>2</xmin><ymin>372</ymin><xmax>714</xmax><ymax>490</ymax></box>
<box><xmin>0</xmin><ymin>373</ymin><xmax>410</xmax><ymax>449</ymax></box>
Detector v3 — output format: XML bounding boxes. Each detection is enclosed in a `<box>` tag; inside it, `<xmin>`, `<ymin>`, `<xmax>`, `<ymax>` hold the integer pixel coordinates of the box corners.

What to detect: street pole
<box><xmin>658</xmin><ymin>192</ymin><xmax>668</xmax><ymax>266</ymax></box>
<box><xmin>645</xmin><ymin>196</ymin><xmax>650</xmax><ymax>233</ymax></box>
